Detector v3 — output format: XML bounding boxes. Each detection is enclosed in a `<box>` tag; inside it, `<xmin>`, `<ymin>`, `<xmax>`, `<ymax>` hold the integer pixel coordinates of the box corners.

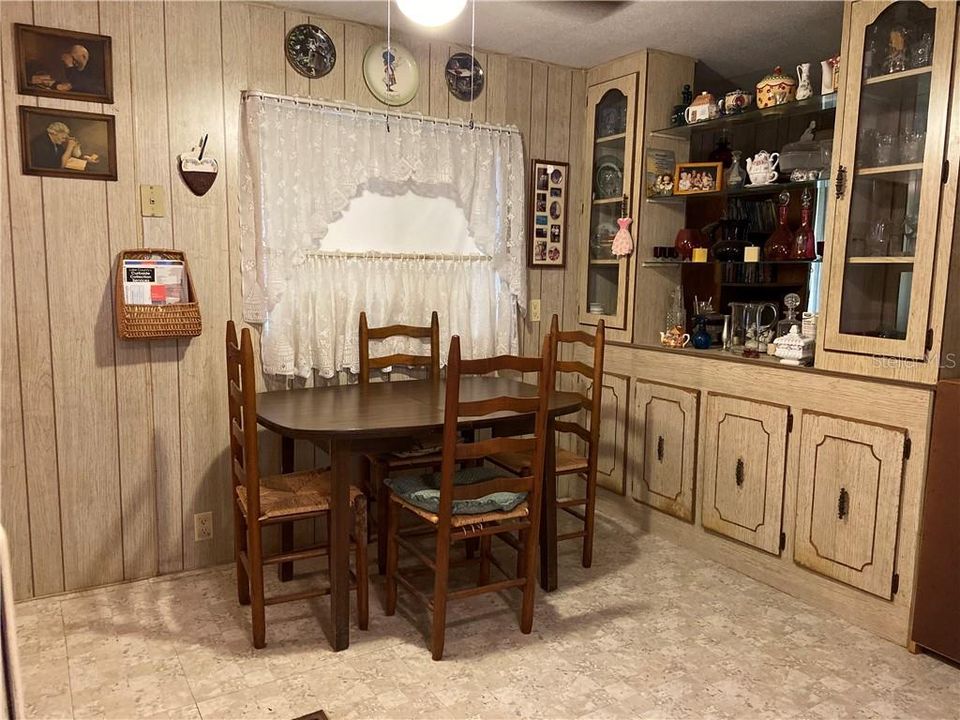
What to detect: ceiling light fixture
<box><xmin>396</xmin><ymin>0</ymin><xmax>467</xmax><ymax>27</ymax></box>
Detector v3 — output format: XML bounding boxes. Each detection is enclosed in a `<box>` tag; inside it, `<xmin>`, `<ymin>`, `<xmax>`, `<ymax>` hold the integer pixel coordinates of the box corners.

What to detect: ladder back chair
<box><xmin>358</xmin><ymin>311</ymin><xmax>447</xmax><ymax>572</ymax></box>
<box><xmin>225</xmin><ymin>321</ymin><xmax>368</xmax><ymax>649</ymax></box>
<box><xmin>489</xmin><ymin>315</ymin><xmax>605</xmax><ymax>568</ymax></box>
<box><xmin>384</xmin><ymin>334</ymin><xmax>555</xmax><ymax>660</ymax></box>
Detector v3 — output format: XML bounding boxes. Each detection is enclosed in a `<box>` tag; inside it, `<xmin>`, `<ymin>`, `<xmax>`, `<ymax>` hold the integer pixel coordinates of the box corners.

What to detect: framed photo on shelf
<box><xmin>645</xmin><ymin>147</ymin><xmax>675</xmax><ymax>197</ymax></box>
<box><xmin>529</xmin><ymin>159</ymin><xmax>568</xmax><ymax>267</ymax></box>
<box><xmin>19</xmin><ymin>106</ymin><xmax>117</xmax><ymax>181</ymax></box>
<box><xmin>674</xmin><ymin>161</ymin><xmax>723</xmax><ymax>196</ymax></box>
<box><xmin>15</xmin><ymin>23</ymin><xmax>113</xmax><ymax>104</ymax></box>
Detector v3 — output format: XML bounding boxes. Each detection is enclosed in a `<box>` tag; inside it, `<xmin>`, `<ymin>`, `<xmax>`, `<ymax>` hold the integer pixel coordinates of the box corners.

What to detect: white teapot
<box><xmin>746</xmin><ymin>151</ymin><xmax>780</xmax><ymax>185</ymax></box>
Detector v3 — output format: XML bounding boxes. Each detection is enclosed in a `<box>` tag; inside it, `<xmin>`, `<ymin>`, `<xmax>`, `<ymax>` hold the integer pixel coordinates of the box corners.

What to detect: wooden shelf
<box><xmin>595</xmin><ymin>132</ymin><xmax>626</xmax><ymax>144</ymax></box>
<box><xmin>648</xmin><ymin>93</ymin><xmax>837</xmax><ymax>139</ymax></box>
<box><xmin>590</xmin><ymin>258</ymin><xmax>621</xmax><ymax>266</ymax></box>
<box><xmin>856</xmin><ymin>163</ymin><xmax>924</xmax><ymax>176</ymax></box>
<box><xmin>863</xmin><ymin>66</ymin><xmax>932</xmax><ymax>86</ymax></box>
<box><xmin>847</xmin><ymin>256</ymin><xmax>915</xmax><ymax>264</ymax></box>
<box><xmin>641</xmin><ymin>258</ymin><xmax>821</xmax><ymax>267</ymax></box>
<box><xmin>592</xmin><ymin>197</ymin><xmax>623</xmax><ymax>205</ymax></box>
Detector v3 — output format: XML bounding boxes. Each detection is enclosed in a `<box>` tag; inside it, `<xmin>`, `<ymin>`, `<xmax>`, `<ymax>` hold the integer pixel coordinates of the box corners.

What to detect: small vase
<box><xmin>692</xmin><ymin>316</ymin><xmax>712</xmax><ymax>350</ymax></box>
<box><xmin>795</xmin><ymin>63</ymin><xmax>812</xmax><ymax>101</ymax></box>
<box><xmin>725</xmin><ymin>151</ymin><xmax>745</xmax><ymax>188</ymax></box>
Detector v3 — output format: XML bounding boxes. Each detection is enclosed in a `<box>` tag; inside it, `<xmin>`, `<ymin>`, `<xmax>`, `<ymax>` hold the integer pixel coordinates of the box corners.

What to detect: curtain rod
<box><xmin>305</xmin><ymin>250</ymin><xmax>492</xmax><ymax>261</ymax></box>
<box><xmin>242</xmin><ymin>90</ymin><xmax>520</xmax><ymax>136</ymax></box>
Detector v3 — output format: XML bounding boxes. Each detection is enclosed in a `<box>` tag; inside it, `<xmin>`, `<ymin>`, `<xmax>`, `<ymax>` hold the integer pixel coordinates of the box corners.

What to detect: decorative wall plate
<box><xmin>445</xmin><ymin>52</ymin><xmax>484</xmax><ymax>102</ymax></box>
<box><xmin>362</xmin><ymin>41</ymin><xmax>418</xmax><ymax>106</ymax></box>
<box><xmin>285</xmin><ymin>24</ymin><xmax>336</xmax><ymax>79</ymax></box>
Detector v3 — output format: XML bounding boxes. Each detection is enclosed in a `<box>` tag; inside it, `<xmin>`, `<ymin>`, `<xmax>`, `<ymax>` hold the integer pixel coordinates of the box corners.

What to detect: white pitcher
<box><xmin>796</xmin><ymin>63</ymin><xmax>813</xmax><ymax>101</ymax></box>
<box><xmin>821</xmin><ymin>59</ymin><xmax>837</xmax><ymax>94</ymax></box>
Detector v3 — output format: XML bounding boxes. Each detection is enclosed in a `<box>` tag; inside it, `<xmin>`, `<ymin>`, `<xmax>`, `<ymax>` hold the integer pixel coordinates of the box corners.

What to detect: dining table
<box><xmin>256</xmin><ymin>375</ymin><xmax>582</xmax><ymax>651</ymax></box>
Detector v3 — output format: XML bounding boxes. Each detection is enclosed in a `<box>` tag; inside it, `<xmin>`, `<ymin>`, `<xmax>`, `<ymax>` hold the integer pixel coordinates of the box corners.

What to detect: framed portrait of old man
<box><xmin>19</xmin><ymin>106</ymin><xmax>117</xmax><ymax>181</ymax></box>
<box><xmin>15</xmin><ymin>23</ymin><xmax>113</xmax><ymax>104</ymax></box>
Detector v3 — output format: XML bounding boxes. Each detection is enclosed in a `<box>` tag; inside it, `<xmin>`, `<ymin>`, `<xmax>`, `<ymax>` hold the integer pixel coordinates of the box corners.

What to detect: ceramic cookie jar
<box><xmin>755</xmin><ymin>66</ymin><xmax>797</xmax><ymax>108</ymax></box>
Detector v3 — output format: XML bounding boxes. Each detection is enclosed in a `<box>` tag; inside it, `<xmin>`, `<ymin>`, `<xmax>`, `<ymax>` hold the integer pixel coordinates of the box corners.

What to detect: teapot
<box><xmin>745</xmin><ymin>151</ymin><xmax>780</xmax><ymax>185</ymax></box>
<box><xmin>684</xmin><ymin>92</ymin><xmax>719</xmax><ymax>124</ymax></box>
<box><xmin>660</xmin><ymin>325</ymin><xmax>691</xmax><ymax>348</ymax></box>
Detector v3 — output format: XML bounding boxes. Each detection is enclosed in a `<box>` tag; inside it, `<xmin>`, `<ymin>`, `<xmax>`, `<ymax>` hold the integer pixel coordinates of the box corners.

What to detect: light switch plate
<box><xmin>140</xmin><ymin>184</ymin><xmax>165</xmax><ymax>217</ymax></box>
<box><xmin>530</xmin><ymin>299</ymin><xmax>541</xmax><ymax>322</ymax></box>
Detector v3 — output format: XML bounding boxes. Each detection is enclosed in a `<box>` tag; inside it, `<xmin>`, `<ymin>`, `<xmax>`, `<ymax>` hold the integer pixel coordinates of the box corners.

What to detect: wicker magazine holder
<box><xmin>115</xmin><ymin>249</ymin><xmax>202</xmax><ymax>340</ymax></box>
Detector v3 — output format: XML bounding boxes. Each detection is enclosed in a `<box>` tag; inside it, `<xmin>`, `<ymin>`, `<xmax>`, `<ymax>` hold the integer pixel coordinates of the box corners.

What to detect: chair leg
<box><xmin>465</xmin><ymin>536</ymin><xmax>478</xmax><ymax>560</ymax></box>
<box><xmin>431</xmin><ymin>528</ymin><xmax>451</xmax><ymax>661</ymax></box>
<box><xmin>516</xmin><ymin>529</ymin><xmax>527</xmax><ymax>580</ymax></box>
<box><xmin>375</xmin><ymin>461</ymin><xmax>389</xmax><ymax>575</ymax></box>
<box><xmin>234</xmin><ymin>502</ymin><xmax>250</xmax><ymax>606</ymax></box>
<box><xmin>248</xmin><ymin>522</ymin><xmax>266</xmax><ymax>649</ymax></box>
<box><xmin>353</xmin><ymin>500</ymin><xmax>369</xmax><ymax>631</ymax></box>
<box><xmin>279</xmin><ymin>521</ymin><xmax>294</xmax><ymax>581</ymax></box>
<box><xmin>384</xmin><ymin>498</ymin><xmax>399</xmax><ymax>616</ymax></box>
<box><xmin>519</xmin><ymin>527</ymin><xmax>538</xmax><ymax>635</ymax></box>
<box><xmin>478</xmin><ymin>534</ymin><xmax>491</xmax><ymax>587</ymax></box>
<box><xmin>582</xmin><ymin>472</ymin><xmax>597</xmax><ymax>569</ymax></box>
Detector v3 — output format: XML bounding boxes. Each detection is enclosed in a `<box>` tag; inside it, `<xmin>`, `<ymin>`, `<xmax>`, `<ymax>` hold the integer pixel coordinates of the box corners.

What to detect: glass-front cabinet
<box><xmin>823</xmin><ymin>0</ymin><xmax>957</xmax><ymax>359</ymax></box>
<box><xmin>579</xmin><ymin>75</ymin><xmax>638</xmax><ymax>330</ymax></box>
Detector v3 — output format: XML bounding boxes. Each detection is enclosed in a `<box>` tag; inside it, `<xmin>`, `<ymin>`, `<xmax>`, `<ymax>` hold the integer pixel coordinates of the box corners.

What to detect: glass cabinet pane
<box><xmin>586</xmin><ymin>88</ymin><xmax>629</xmax><ymax>318</ymax></box>
<box><xmin>831</xmin><ymin>0</ymin><xmax>943</xmax><ymax>349</ymax></box>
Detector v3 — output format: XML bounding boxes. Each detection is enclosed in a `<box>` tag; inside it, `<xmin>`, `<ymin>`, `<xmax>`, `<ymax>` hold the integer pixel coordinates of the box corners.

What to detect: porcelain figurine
<box><xmin>795</xmin><ymin>63</ymin><xmax>813</xmax><ymax>101</ymax></box>
<box><xmin>756</xmin><ymin>66</ymin><xmax>796</xmax><ymax>108</ymax></box>
<box><xmin>745</xmin><ymin>151</ymin><xmax>779</xmax><ymax>185</ymax></box>
<box><xmin>718</xmin><ymin>89</ymin><xmax>753</xmax><ymax>115</ymax></box>
<box><xmin>821</xmin><ymin>56</ymin><xmax>839</xmax><ymax>94</ymax></box>
<box><xmin>684</xmin><ymin>91</ymin><xmax>719</xmax><ymax>124</ymax></box>
<box><xmin>660</xmin><ymin>325</ymin><xmax>691</xmax><ymax>348</ymax></box>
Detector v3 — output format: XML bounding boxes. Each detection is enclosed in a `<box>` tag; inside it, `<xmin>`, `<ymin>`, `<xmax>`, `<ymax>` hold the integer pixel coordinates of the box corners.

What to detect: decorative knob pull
<box><xmin>835</xmin><ymin>164</ymin><xmax>847</xmax><ymax>199</ymax></box>
<box><xmin>838</xmin><ymin>487</ymin><xmax>849</xmax><ymax>519</ymax></box>
<box><xmin>735</xmin><ymin>458</ymin><xmax>745</xmax><ymax>487</ymax></box>
<box><xmin>656</xmin><ymin>436</ymin><xmax>664</xmax><ymax>462</ymax></box>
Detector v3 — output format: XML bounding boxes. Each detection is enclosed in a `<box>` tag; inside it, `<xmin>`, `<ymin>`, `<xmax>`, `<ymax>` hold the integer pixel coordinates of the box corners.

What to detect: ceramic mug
<box><xmin>719</xmin><ymin>90</ymin><xmax>753</xmax><ymax>115</ymax></box>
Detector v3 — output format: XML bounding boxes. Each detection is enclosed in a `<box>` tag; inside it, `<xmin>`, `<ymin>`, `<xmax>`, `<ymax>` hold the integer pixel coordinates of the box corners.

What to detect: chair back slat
<box><xmin>556</xmin><ymin>360</ymin><xmax>595</xmax><ymax>380</ymax></box>
<box><xmin>436</xmin><ymin>334</ymin><xmax>554</xmax><ymax>531</ymax></box>
<box><xmin>555</xmin><ymin>420</ymin><xmax>591</xmax><ymax>443</ymax></box>
<box><xmin>225</xmin><ymin>320</ymin><xmax>261</xmax><ymax>522</ymax></box>
<box><xmin>458</xmin><ymin>395</ymin><xmax>540</xmax><ymax>418</ymax></box>
<box><xmin>359</xmin><ymin>311</ymin><xmax>440</xmax><ymax>382</ymax></box>
<box><xmin>451</xmin><ymin>475</ymin><xmax>534</xmax><ymax>500</ymax></box>
<box><xmin>455</xmin><ymin>436</ymin><xmax>536</xmax><ymax>461</ymax></box>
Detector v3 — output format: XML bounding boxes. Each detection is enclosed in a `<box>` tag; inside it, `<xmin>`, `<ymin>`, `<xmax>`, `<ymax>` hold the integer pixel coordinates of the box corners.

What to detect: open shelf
<box><xmin>648</xmin><ymin>93</ymin><xmax>837</xmax><ymax>139</ymax></box>
<box><xmin>595</xmin><ymin>132</ymin><xmax>626</xmax><ymax>144</ymax></box>
<box><xmin>590</xmin><ymin>258</ymin><xmax>621</xmax><ymax>266</ymax></box>
<box><xmin>863</xmin><ymin>65</ymin><xmax>932</xmax><ymax>86</ymax></box>
<box><xmin>646</xmin><ymin>179</ymin><xmax>827</xmax><ymax>204</ymax></box>
<box><xmin>592</xmin><ymin>197</ymin><xmax>623</xmax><ymax>205</ymax></box>
<box><xmin>641</xmin><ymin>258</ymin><xmax>821</xmax><ymax>268</ymax></box>
<box><xmin>855</xmin><ymin>163</ymin><xmax>923</xmax><ymax>176</ymax></box>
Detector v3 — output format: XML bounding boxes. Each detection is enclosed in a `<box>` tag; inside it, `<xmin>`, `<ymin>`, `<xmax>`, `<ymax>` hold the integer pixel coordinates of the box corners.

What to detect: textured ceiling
<box><xmin>274</xmin><ymin>0</ymin><xmax>844</xmax><ymax>82</ymax></box>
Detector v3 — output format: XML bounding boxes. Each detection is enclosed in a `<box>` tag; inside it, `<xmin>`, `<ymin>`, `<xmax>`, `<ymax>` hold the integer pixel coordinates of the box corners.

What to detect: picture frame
<box><xmin>19</xmin><ymin>106</ymin><xmax>118</xmax><ymax>181</ymax></box>
<box><xmin>528</xmin><ymin>159</ymin><xmax>568</xmax><ymax>268</ymax></box>
<box><xmin>674</xmin><ymin>161</ymin><xmax>724</xmax><ymax>196</ymax></box>
<box><xmin>645</xmin><ymin>147</ymin><xmax>676</xmax><ymax>197</ymax></box>
<box><xmin>15</xmin><ymin>23</ymin><xmax>113</xmax><ymax>104</ymax></box>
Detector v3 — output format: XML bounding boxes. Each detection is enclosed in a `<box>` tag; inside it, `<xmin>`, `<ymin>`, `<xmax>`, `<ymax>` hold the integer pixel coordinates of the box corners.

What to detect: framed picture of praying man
<box><xmin>19</xmin><ymin>106</ymin><xmax>118</xmax><ymax>181</ymax></box>
<box><xmin>15</xmin><ymin>23</ymin><xmax>113</xmax><ymax>104</ymax></box>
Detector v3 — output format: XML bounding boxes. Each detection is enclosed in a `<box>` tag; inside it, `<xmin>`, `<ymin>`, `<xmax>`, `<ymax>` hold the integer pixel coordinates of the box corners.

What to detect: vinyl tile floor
<box><xmin>15</xmin><ymin>494</ymin><xmax>960</xmax><ymax>720</ymax></box>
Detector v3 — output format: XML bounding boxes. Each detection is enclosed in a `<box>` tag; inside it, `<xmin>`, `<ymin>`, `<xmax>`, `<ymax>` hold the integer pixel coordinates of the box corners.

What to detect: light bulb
<box><xmin>396</xmin><ymin>0</ymin><xmax>467</xmax><ymax>27</ymax></box>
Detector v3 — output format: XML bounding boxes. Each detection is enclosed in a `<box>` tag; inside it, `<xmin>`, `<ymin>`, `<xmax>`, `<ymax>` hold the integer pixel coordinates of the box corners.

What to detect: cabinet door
<box><xmin>566</xmin><ymin>372</ymin><xmax>628</xmax><ymax>495</ymax></box>
<box><xmin>579</xmin><ymin>74</ymin><xmax>638</xmax><ymax>331</ymax></box>
<box><xmin>701</xmin><ymin>394</ymin><xmax>789</xmax><ymax>555</ymax></box>
<box><xmin>822</xmin><ymin>1</ymin><xmax>957</xmax><ymax>359</ymax></box>
<box><xmin>630</xmin><ymin>381</ymin><xmax>698</xmax><ymax>521</ymax></box>
<box><xmin>794</xmin><ymin>412</ymin><xmax>906</xmax><ymax>598</ymax></box>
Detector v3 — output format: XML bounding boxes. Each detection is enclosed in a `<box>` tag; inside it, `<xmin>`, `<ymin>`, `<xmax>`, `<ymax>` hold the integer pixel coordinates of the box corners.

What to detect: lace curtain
<box><xmin>238</xmin><ymin>93</ymin><xmax>528</xmax><ymax>377</ymax></box>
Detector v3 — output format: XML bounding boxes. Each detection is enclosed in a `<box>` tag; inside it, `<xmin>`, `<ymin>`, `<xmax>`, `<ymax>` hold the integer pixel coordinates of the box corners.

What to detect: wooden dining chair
<box><xmin>358</xmin><ymin>311</ymin><xmax>446</xmax><ymax>572</ymax></box>
<box><xmin>384</xmin><ymin>333</ymin><xmax>555</xmax><ymax>660</ymax></box>
<box><xmin>489</xmin><ymin>314</ymin><xmax>605</xmax><ymax>568</ymax></box>
<box><xmin>225</xmin><ymin>320</ymin><xmax>368</xmax><ymax>649</ymax></box>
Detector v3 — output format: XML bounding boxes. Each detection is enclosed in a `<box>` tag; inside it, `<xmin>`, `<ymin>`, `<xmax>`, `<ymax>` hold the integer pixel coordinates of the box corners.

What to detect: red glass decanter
<box><xmin>764</xmin><ymin>191</ymin><xmax>794</xmax><ymax>260</ymax></box>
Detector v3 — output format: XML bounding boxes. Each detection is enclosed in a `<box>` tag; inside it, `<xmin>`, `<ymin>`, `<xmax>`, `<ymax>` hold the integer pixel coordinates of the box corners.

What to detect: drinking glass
<box><xmin>900</xmin><ymin>130</ymin><xmax>925</xmax><ymax>164</ymax></box>
<box><xmin>874</xmin><ymin>133</ymin><xmax>896</xmax><ymax>166</ymax></box>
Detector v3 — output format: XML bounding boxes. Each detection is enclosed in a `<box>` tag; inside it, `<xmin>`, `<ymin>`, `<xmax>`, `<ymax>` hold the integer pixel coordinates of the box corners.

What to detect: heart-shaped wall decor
<box><xmin>178</xmin><ymin>134</ymin><xmax>218</xmax><ymax>196</ymax></box>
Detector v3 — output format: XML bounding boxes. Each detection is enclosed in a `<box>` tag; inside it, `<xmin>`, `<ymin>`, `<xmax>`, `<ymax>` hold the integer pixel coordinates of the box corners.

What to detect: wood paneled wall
<box><xmin>0</xmin><ymin>1</ymin><xmax>586</xmax><ymax>600</ymax></box>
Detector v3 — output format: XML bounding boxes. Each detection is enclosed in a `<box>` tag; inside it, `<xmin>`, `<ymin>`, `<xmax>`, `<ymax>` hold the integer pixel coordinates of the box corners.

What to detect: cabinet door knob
<box><xmin>838</xmin><ymin>487</ymin><xmax>849</xmax><ymax>519</ymax></box>
<box><xmin>735</xmin><ymin>457</ymin><xmax>745</xmax><ymax>487</ymax></box>
<box><xmin>656</xmin><ymin>435</ymin><xmax>664</xmax><ymax>463</ymax></box>
<box><xmin>835</xmin><ymin>164</ymin><xmax>847</xmax><ymax>199</ymax></box>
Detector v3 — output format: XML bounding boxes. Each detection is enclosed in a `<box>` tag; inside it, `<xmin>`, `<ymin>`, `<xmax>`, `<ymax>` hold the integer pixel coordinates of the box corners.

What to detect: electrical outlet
<box><xmin>530</xmin><ymin>298</ymin><xmax>541</xmax><ymax>322</ymax></box>
<box><xmin>194</xmin><ymin>511</ymin><xmax>213</xmax><ymax>542</ymax></box>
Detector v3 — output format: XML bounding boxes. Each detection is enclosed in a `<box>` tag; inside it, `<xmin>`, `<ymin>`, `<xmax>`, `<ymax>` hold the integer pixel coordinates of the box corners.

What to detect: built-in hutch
<box><xmin>569</xmin><ymin>0</ymin><xmax>960</xmax><ymax>647</ymax></box>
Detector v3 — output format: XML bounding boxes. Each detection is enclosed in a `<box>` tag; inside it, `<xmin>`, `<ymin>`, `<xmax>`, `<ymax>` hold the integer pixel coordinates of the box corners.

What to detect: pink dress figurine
<box><xmin>611</xmin><ymin>216</ymin><xmax>634</xmax><ymax>257</ymax></box>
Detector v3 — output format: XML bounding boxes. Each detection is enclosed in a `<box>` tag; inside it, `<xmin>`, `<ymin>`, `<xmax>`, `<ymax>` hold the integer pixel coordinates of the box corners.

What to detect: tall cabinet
<box><xmin>818</xmin><ymin>0</ymin><xmax>960</xmax><ymax>382</ymax></box>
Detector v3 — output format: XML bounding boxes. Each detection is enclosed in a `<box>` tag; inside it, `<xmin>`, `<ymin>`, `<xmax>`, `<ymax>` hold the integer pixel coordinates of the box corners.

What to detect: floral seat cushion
<box><xmin>385</xmin><ymin>465</ymin><xmax>526</xmax><ymax>516</ymax></box>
